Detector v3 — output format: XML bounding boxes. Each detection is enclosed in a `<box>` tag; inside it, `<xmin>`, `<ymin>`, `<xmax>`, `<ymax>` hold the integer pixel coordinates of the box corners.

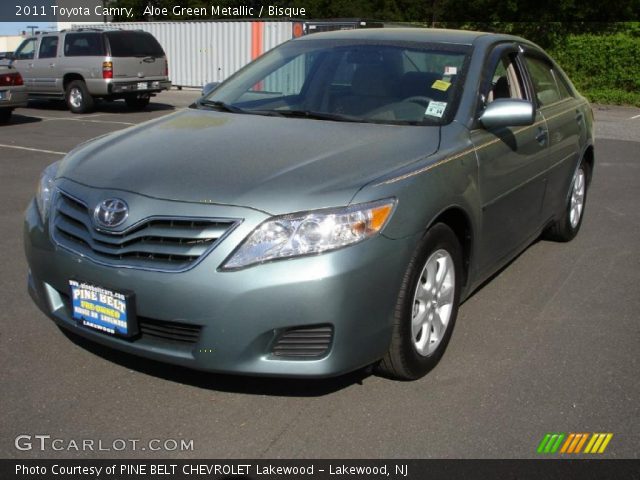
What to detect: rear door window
<box><xmin>552</xmin><ymin>70</ymin><xmax>574</xmax><ymax>99</ymax></box>
<box><xmin>64</xmin><ymin>33</ymin><xmax>105</xmax><ymax>57</ymax></box>
<box><xmin>524</xmin><ymin>56</ymin><xmax>562</xmax><ymax>106</ymax></box>
<box><xmin>38</xmin><ymin>36</ymin><xmax>59</xmax><ymax>59</ymax></box>
<box><xmin>105</xmin><ymin>32</ymin><xmax>164</xmax><ymax>57</ymax></box>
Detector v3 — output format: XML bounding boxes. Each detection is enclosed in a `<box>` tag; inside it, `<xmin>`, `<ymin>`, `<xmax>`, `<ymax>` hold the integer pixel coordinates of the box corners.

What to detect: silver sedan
<box><xmin>0</xmin><ymin>64</ymin><xmax>28</xmax><ymax>123</ymax></box>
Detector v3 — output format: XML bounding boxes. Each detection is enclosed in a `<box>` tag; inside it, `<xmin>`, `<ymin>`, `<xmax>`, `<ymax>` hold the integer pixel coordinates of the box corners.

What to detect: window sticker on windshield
<box><xmin>425</xmin><ymin>101</ymin><xmax>447</xmax><ymax>118</ymax></box>
<box><xmin>444</xmin><ymin>66</ymin><xmax>457</xmax><ymax>75</ymax></box>
<box><xmin>431</xmin><ymin>80</ymin><xmax>451</xmax><ymax>92</ymax></box>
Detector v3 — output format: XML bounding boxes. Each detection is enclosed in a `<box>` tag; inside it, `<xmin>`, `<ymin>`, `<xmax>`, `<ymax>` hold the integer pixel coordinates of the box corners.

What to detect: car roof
<box><xmin>295</xmin><ymin>27</ymin><xmax>495</xmax><ymax>46</ymax></box>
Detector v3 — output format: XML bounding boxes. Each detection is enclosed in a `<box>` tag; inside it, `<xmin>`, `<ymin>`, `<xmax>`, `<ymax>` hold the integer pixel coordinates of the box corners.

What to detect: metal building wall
<box><xmin>79</xmin><ymin>22</ymin><xmax>294</xmax><ymax>87</ymax></box>
<box><xmin>262</xmin><ymin>22</ymin><xmax>294</xmax><ymax>52</ymax></box>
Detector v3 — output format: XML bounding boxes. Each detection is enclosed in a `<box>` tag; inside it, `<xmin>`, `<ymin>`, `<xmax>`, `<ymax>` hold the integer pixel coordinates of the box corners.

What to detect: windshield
<box><xmin>202</xmin><ymin>38</ymin><xmax>470</xmax><ymax>125</ymax></box>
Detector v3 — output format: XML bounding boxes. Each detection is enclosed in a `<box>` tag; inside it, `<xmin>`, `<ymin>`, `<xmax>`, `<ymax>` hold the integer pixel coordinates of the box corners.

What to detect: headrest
<box><xmin>493</xmin><ymin>76</ymin><xmax>510</xmax><ymax>100</ymax></box>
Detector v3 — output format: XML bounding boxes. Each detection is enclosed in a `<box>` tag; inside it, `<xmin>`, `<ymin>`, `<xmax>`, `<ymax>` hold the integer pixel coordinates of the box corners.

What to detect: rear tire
<box><xmin>377</xmin><ymin>223</ymin><xmax>463</xmax><ymax>380</ymax></box>
<box><xmin>65</xmin><ymin>80</ymin><xmax>94</xmax><ymax>114</ymax></box>
<box><xmin>125</xmin><ymin>94</ymin><xmax>150</xmax><ymax>111</ymax></box>
<box><xmin>0</xmin><ymin>108</ymin><xmax>12</xmax><ymax>124</ymax></box>
<box><xmin>545</xmin><ymin>160</ymin><xmax>589</xmax><ymax>242</ymax></box>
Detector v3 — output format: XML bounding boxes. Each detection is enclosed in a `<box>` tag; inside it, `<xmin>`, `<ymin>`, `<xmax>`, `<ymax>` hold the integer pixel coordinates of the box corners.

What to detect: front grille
<box><xmin>272</xmin><ymin>325</ymin><xmax>333</xmax><ymax>358</ymax></box>
<box><xmin>52</xmin><ymin>191</ymin><xmax>239</xmax><ymax>271</ymax></box>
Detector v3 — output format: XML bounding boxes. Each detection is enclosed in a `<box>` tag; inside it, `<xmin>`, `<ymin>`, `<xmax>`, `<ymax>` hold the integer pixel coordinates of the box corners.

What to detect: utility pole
<box><xmin>27</xmin><ymin>25</ymin><xmax>39</xmax><ymax>35</ymax></box>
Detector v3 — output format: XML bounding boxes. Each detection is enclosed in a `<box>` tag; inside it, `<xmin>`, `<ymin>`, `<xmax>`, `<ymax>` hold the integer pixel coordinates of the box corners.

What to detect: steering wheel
<box><xmin>402</xmin><ymin>96</ymin><xmax>434</xmax><ymax>107</ymax></box>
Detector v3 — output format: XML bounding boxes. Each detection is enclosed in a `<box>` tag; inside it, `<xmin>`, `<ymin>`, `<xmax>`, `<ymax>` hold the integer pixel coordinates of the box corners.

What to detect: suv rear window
<box><xmin>64</xmin><ymin>33</ymin><xmax>105</xmax><ymax>57</ymax></box>
<box><xmin>105</xmin><ymin>32</ymin><xmax>164</xmax><ymax>57</ymax></box>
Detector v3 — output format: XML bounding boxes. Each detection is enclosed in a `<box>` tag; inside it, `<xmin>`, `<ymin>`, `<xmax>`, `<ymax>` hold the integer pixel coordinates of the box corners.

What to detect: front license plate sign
<box><xmin>137</xmin><ymin>82</ymin><xmax>147</xmax><ymax>90</ymax></box>
<box><xmin>69</xmin><ymin>280</ymin><xmax>137</xmax><ymax>337</ymax></box>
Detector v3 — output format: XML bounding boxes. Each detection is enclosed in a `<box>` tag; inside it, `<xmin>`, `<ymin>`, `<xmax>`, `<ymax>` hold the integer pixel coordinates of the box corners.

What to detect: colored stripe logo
<box><xmin>537</xmin><ymin>433</ymin><xmax>613</xmax><ymax>454</ymax></box>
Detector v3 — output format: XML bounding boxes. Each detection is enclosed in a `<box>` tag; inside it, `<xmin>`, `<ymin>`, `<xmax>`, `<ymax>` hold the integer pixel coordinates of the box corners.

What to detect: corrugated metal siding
<box><xmin>263</xmin><ymin>55</ymin><xmax>306</xmax><ymax>95</ymax></box>
<box><xmin>77</xmin><ymin>22</ymin><xmax>293</xmax><ymax>87</ymax></box>
<box><xmin>260</xmin><ymin>22</ymin><xmax>302</xmax><ymax>93</ymax></box>
<box><xmin>263</xmin><ymin>22</ymin><xmax>293</xmax><ymax>52</ymax></box>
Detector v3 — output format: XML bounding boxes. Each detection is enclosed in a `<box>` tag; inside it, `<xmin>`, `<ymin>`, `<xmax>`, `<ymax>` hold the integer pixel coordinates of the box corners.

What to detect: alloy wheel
<box><xmin>570</xmin><ymin>167</ymin><xmax>586</xmax><ymax>228</ymax></box>
<box><xmin>69</xmin><ymin>88</ymin><xmax>83</xmax><ymax>109</ymax></box>
<box><xmin>411</xmin><ymin>249</ymin><xmax>455</xmax><ymax>356</ymax></box>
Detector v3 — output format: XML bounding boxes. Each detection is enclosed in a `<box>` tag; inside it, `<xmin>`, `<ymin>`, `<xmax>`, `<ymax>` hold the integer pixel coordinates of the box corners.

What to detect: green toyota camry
<box><xmin>24</xmin><ymin>28</ymin><xmax>594</xmax><ymax>380</ymax></box>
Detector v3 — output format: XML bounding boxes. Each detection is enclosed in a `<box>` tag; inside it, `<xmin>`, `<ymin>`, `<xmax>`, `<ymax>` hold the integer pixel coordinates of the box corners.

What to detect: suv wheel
<box><xmin>377</xmin><ymin>223</ymin><xmax>463</xmax><ymax>380</ymax></box>
<box><xmin>0</xmin><ymin>108</ymin><xmax>12</xmax><ymax>124</ymax></box>
<box><xmin>65</xmin><ymin>80</ymin><xmax>94</xmax><ymax>114</ymax></box>
<box><xmin>125</xmin><ymin>94</ymin><xmax>150</xmax><ymax>111</ymax></box>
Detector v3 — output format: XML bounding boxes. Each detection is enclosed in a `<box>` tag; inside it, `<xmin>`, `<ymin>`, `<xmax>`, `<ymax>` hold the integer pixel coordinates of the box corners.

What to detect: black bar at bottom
<box><xmin>2</xmin><ymin>459</ymin><xmax>639</xmax><ymax>480</ymax></box>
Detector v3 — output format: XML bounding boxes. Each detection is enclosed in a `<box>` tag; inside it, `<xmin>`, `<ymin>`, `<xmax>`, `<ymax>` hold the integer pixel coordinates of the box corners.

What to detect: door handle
<box><xmin>535</xmin><ymin>127</ymin><xmax>548</xmax><ymax>145</ymax></box>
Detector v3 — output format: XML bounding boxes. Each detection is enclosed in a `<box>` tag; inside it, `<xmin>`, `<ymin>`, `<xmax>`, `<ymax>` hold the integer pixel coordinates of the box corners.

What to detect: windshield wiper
<box><xmin>262</xmin><ymin>110</ymin><xmax>361</xmax><ymax>123</ymax></box>
<box><xmin>267</xmin><ymin>110</ymin><xmax>437</xmax><ymax>125</ymax></box>
<box><xmin>198</xmin><ymin>100</ymin><xmax>248</xmax><ymax>114</ymax></box>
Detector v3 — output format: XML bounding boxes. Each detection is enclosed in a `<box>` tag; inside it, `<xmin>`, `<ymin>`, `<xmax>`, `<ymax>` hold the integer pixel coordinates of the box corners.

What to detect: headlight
<box><xmin>222</xmin><ymin>199</ymin><xmax>396</xmax><ymax>270</ymax></box>
<box><xmin>35</xmin><ymin>161</ymin><xmax>59</xmax><ymax>224</ymax></box>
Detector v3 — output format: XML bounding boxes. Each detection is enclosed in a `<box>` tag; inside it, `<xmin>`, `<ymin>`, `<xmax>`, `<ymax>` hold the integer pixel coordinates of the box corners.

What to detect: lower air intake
<box><xmin>272</xmin><ymin>325</ymin><xmax>333</xmax><ymax>358</ymax></box>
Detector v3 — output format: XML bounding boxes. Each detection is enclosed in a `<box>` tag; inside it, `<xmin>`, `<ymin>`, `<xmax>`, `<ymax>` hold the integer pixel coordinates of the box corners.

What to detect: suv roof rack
<box><xmin>59</xmin><ymin>27</ymin><xmax>120</xmax><ymax>33</ymax></box>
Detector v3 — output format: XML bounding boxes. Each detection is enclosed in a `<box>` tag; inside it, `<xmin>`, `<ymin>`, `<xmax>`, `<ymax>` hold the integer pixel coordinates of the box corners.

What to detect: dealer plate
<box><xmin>69</xmin><ymin>280</ymin><xmax>137</xmax><ymax>337</ymax></box>
<box><xmin>137</xmin><ymin>82</ymin><xmax>148</xmax><ymax>90</ymax></box>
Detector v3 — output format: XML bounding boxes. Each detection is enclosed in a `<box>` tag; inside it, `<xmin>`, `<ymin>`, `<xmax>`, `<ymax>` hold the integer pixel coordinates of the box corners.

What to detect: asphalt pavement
<box><xmin>1</xmin><ymin>92</ymin><xmax>638</xmax><ymax>459</ymax></box>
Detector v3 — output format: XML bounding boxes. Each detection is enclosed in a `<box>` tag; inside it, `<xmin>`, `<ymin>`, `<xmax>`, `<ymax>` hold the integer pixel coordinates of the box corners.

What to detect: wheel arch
<box><xmin>63</xmin><ymin>73</ymin><xmax>85</xmax><ymax>91</ymax></box>
<box><xmin>582</xmin><ymin>144</ymin><xmax>594</xmax><ymax>186</ymax></box>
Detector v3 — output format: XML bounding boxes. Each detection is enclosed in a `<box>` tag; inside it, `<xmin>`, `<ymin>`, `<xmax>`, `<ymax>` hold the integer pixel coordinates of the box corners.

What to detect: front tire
<box><xmin>65</xmin><ymin>80</ymin><xmax>94</xmax><ymax>114</ymax></box>
<box><xmin>377</xmin><ymin>223</ymin><xmax>463</xmax><ymax>380</ymax></box>
<box><xmin>545</xmin><ymin>160</ymin><xmax>589</xmax><ymax>242</ymax></box>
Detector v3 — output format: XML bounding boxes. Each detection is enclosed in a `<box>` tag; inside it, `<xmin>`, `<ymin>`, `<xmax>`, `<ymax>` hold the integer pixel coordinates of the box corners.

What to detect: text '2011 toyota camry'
<box><xmin>25</xmin><ymin>28</ymin><xmax>594</xmax><ymax>380</ymax></box>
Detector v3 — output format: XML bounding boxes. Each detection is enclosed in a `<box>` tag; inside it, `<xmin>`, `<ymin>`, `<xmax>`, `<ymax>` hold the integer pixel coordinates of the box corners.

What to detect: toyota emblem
<box><xmin>94</xmin><ymin>198</ymin><xmax>129</xmax><ymax>228</ymax></box>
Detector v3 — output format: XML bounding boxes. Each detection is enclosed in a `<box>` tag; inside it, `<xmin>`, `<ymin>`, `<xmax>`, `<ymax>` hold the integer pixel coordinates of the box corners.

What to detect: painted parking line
<box><xmin>30</xmin><ymin>115</ymin><xmax>136</xmax><ymax>126</ymax></box>
<box><xmin>0</xmin><ymin>143</ymin><xmax>66</xmax><ymax>155</ymax></box>
<box><xmin>630</xmin><ymin>114</ymin><xmax>640</xmax><ymax>120</ymax></box>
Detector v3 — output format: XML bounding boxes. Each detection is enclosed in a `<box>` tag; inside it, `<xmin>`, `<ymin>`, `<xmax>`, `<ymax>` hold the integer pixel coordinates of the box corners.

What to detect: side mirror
<box><xmin>479</xmin><ymin>99</ymin><xmax>535</xmax><ymax>129</ymax></box>
<box><xmin>201</xmin><ymin>82</ymin><xmax>220</xmax><ymax>97</ymax></box>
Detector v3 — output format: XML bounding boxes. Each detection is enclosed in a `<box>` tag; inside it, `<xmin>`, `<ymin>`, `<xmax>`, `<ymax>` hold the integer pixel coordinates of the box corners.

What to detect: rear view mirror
<box><xmin>201</xmin><ymin>82</ymin><xmax>220</xmax><ymax>97</ymax></box>
<box><xmin>479</xmin><ymin>99</ymin><xmax>535</xmax><ymax>129</ymax></box>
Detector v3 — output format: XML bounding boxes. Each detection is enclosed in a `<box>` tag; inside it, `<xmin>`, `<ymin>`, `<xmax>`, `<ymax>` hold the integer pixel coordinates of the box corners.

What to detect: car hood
<box><xmin>58</xmin><ymin>109</ymin><xmax>440</xmax><ymax>214</ymax></box>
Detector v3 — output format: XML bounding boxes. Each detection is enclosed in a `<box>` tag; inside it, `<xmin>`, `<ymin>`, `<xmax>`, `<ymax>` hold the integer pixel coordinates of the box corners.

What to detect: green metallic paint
<box><xmin>24</xmin><ymin>28</ymin><xmax>594</xmax><ymax>377</ymax></box>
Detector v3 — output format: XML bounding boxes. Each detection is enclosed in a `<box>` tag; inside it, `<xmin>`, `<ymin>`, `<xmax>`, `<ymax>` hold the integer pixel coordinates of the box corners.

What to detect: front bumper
<box><xmin>24</xmin><ymin>191</ymin><xmax>416</xmax><ymax>377</ymax></box>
